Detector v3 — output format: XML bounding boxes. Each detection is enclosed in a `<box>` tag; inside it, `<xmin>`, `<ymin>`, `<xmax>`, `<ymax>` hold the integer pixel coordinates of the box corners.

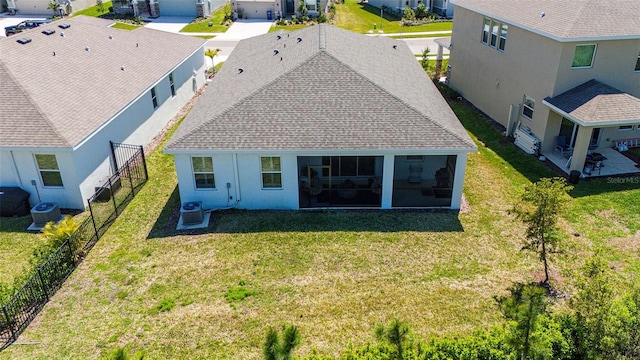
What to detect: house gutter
<box><xmin>164</xmin><ymin>147</ymin><xmax>477</xmax><ymax>156</ymax></box>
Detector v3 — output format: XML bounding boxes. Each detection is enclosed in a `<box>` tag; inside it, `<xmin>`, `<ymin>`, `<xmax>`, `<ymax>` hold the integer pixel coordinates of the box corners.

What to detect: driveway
<box><xmin>142</xmin><ymin>15</ymin><xmax>194</xmax><ymax>33</ymax></box>
<box><xmin>0</xmin><ymin>14</ymin><xmax>47</xmax><ymax>37</ymax></box>
<box><xmin>213</xmin><ymin>19</ymin><xmax>272</xmax><ymax>41</ymax></box>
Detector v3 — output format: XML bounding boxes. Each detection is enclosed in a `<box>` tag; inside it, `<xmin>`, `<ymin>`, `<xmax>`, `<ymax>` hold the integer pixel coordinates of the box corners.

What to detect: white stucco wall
<box><xmin>171</xmin><ymin>150</ymin><xmax>471</xmax><ymax>210</ymax></box>
<box><xmin>12</xmin><ymin>0</ymin><xmax>95</xmax><ymax>16</ymax></box>
<box><xmin>0</xmin><ymin>48</ymin><xmax>205</xmax><ymax>210</ymax></box>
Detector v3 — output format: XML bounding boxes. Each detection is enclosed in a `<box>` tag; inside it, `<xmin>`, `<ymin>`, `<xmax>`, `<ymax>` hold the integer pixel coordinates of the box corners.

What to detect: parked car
<box><xmin>5</xmin><ymin>19</ymin><xmax>51</xmax><ymax>37</ymax></box>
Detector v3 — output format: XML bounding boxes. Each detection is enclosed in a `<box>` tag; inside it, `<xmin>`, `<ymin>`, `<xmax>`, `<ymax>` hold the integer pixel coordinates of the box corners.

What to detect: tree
<box><xmin>414</xmin><ymin>2</ymin><xmax>427</xmax><ymax>19</ymax></box>
<box><xmin>96</xmin><ymin>0</ymin><xmax>105</xmax><ymax>13</ymax></box>
<box><xmin>570</xmin><ymin>255</ymin><xmax>615</xmax><ymax>358</ymax></box>
<box><xmin>297</xmin><ymin>0</ymin><xmax>308</xmax><ymax>17</ymax></box>
<box><xmin>205</xmin><ymin>48</ymin><xmax>222</xmax><ymax>73</ymax></box>
<box><xmin>420</xmin><ymin>47</ymin><xmax>430</xmax><ymax>73</ymax></box>
<box><xmin>375</xmin><ymin>318</ymin><xmax>410</xmax><ymax>360</ymax></box>
<box><xmin>496</xmin><ymin>283</ymin><xmax>548</xmax><ymax>359</ymax></box>
<box><xmin>48</xmin><ymin>0</ymin><xmax>61</xmax><ymax>16</ymax></box>
<box><xmin>402</xmin><ymin>6</ymin><xmax>415</xmax><ymax>22</ymax></box>
<box><xmin>223</xmin><ymin>1</ymin><xmax>233</xmax><ymax>22</ymax></box>
<box><xmin>263</xmin><ymin>324</ymin><xmax>301</xmax><ymax>360</ymax></box>
<box><xmin>512</xmin><ymin>177</ymin><xmax>572</xmax><ymax>285</ymax></box>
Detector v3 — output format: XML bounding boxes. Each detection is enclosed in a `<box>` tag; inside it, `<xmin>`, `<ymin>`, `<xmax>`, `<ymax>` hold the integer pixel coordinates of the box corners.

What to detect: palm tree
<box><xmin>48</xmin><ymin>0</ymin><xmax>61</xmax><ymax>16</ymax></box>
<box><xmin>205</xmin><ymin>48</ymin><xmax>222</xmax><ymax>75</ymax></box>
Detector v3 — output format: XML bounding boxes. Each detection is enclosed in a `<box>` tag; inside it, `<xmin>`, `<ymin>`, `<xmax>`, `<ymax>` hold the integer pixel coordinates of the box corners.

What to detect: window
<box><xmin>192</xmin><ymin>157</ymin><xmax>215</xmax><ymax>189</ymax></box>
<box><xmin>635</xmin><ymin>51</ymin><xmax>640</xmax><ymax>71</ymax></box>
<box><xmin>322</xmin><ymin>156</ymin><xmax>376</xmax><ymax>177</ymax></box>
<box><xmin>571</xmin><ymin>44</ymin><xmax>596</xmax><ymax>68</ymax></box>
<box><xmin>169</xmin><ymin>73</ymin><xmax>176</xmax><ymax>97</ymax></box>
<box><xmin>522</xmin><ymin>95</ymin><xmax>535</xmax><ymax>120</ymax></box>
<box><xmin>498</xmin><ymin>24</ymin><xmax>508</xmax><ymax>51</ymax></box>
<box><xmin>481</xmin><ymin>17</ymin><xmax>490</xmax><ymax>44</ymax></box>
<box><xmin>490</xmin><ymin>21</ymin><xmax>499</xmax><ymax>48</ymax></box>
<box><xmin>35</xmin><ymin>154</ymin><xmax>63</xmax><ymax>187</ymax></box>
<box><xmin>151</xmin><ymin>87</ymin><xmax>158</xmax><ymax>108</ymax></box>
<box><xmin>261</xmin><ymin>156</ymin><xmax>282</xmax><ymax>188</ymax></box>
<box><xmin>619</xmin><ymin>125</ymin><xmax>634</xmax><ymax>131</ymax></box>
<box><xmin>406</xmin><ymin>155</ymin><xmax>424</xmax><ymax>162</ymax></box>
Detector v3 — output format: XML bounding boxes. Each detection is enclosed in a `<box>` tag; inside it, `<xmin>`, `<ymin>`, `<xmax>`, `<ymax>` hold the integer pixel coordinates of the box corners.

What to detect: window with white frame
<box><xmin>498</xmin><ymin>24</ymin><xmax>508</xmax><ymax>51</ymax></box>
<box><xmin>169</xmin><ymin>73</ymin><xmax>176</xmax><ymax>97</ymax></box>
<box><xmin>482</xmin><ymin>17</ymin><xmax>490</xmax><ymax>44</ymax></box>
<box><xmin>261</xmin><ymin>156</ymin><xmax>282</xmax><ymax>188</ymax></box>
<box><xmin>522</xmin><ymin>95</ymin><xmax>535</xmax><ymax>120</ymax></box>
<box><xmin>192</xmin><ymin>157</ymin><xmax>215</xmax><ymax>189</ymax></box>
<box><xmin>35</xmin><ymin>154</ymin><xmax>63</xmax><ymax>187</ymax></box>
<box><xmin>571</xmin><ymin>44</ymin><xmax>596</xmax><ymax>68</ymax></box>
<box><xmin>151</xmin><ymin>86</ymin><xmax>158</xmax><ymax>108</ymax></box>
<box><xmin>618</xmin><ymin>125</ymin><xmax>634</xmax><ymax>131</ymax></box>
<box><xmin>635</xmin><ymin>51</ymin><xmax>640</xmax><ymax>71</ymax></box>
<box><xmin>490</xmin><ymin>20</ymin><xmax>499</xmax><ymax>48</ymax></box>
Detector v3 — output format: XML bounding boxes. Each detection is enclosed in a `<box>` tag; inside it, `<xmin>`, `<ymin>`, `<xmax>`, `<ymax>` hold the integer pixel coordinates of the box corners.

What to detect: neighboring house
<box><xmin>4</xmin><ymin>0</ymin><xmax>92</xmax><ymax>16</ymax></box>
<box><xmin>165</xmin><ymin>25</ymin><xmax>476</xmax><ymax>210</ymax></box>
<box><xmin>0</xmin><ymin>16</ymin><xmax>206</xmax><ymax>210</ymax></box>
<box><xmin>112</xmin><ymin>0</ymin><xmax>218</xmax><ymax>18</ymax></box>
<box><xmin>448</xmin><ymin>0</ymin><xmax>640</xmax><ymax>175</ymax></box>
<box><xmin>233</xmin><ymin>0</ymin><xmax>323</xmax><ymax>19</ymax></box>
<box><xmin>367</xmin><ymin>0</ymin><xmax>453</xmax><ymax>18</ymax></box>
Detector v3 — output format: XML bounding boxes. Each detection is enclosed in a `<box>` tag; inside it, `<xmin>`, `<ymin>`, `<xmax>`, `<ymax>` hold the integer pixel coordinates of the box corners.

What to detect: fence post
<box><xmin>110</xmin><ymin>141</ymin><xmax>119</xmax><ymax>172</ymax></box>
<box><xmin>2</xmin><ymin>305</ymin><xmax>16</xmax><ymax>342</ymax></box>
<box><xmin>109</xmin><ymin>177</ymin><xmax>118</xmax><ymax>216</ymax></box>
<box><xmin>140</xmin><ymin>146</ymin><xmax>148</xmax><ymax>180</ymax></box>
<box><xmin>88</xmin><ymin>200</ymin><xmax>99</xmax><ymax>242</ymax></box>
<box><xmin>66</xmin><ymin>239</ymin><xmax>75</xmax><ymax>266</ymax></box>
<box><xmin>37</xmin><ymin>269</ymin><xmax>49</xmax><ymax>301</ymax></box>
<box><xmin>126</xmin><ymin>161</ymin><xmax>134</xmax><ymax>195</ymax></box>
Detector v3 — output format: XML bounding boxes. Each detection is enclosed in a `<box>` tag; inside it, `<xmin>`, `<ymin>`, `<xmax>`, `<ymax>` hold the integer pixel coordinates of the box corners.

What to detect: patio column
<box><xmin>435</xmin><ymin>44</ymin><xmax>444</xmax><ymax>77</ymax></box>
<box><xmin>450</xmin><ymin>153</ymin><xmax>467</xmax><ymax>210</ymax></box>
<box><xmin>381</xmin><ymin>155</ymin><xmax>395</xmax><ymax>209</ymax></box>
<box><xmin>569</xmin><ymin>126</ymin><xmax>593</xmax><ymax>173</ymax></box>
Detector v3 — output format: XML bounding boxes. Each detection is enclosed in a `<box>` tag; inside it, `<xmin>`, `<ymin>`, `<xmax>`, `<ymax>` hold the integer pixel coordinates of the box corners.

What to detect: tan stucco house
<box><xmin>446</xmin><ymin>0</ymin><xmax>640</xmax><ymax>175</ymax></box>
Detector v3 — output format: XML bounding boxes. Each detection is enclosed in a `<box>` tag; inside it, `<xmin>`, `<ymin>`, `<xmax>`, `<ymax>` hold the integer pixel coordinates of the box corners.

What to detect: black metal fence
<box><xmin>0</xmin><ymin>144</ymin><xmax>147</xmax><ymax>350</ymax></box>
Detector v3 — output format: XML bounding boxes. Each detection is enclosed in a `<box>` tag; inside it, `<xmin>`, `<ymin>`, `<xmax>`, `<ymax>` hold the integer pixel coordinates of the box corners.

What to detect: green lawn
<box><xmin>111</xmin><ymin>22</ymin><xmax>140</xmax><ymax>30</ymax></box>
<box><xmin>180</xmin><ymin>6</ymin><xmax>229</xmax><ymax>33</ymax></box>
<box><xmin>269</xmin><ymin>23</ymin><xmax>312</xmax><ymax>32</ymax></box>
<box><xmin>334</xmin><ymin>0</ymin><xmax>453</xmax><ymax>33</ymax></box>
<box><xmin>71</xmin><ymin>1</ymin><xmax>112</xmax><ymax>18</ymax></box>
<box><xmin>0</xmin><ymin>217</ymin><xmax>43</xmax><ymax>289</ymax></box>
<box><xmin>2</xmin><ymin>96</ymin><xmax>638</xmax><ymax>358</ymax></box>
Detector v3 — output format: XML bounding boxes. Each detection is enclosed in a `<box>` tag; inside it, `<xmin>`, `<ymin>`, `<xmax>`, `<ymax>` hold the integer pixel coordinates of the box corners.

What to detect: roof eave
<box><xmin>542</xmin><ymin>99</ymin><xmax>640</xmax><ymax>127</ymax></box>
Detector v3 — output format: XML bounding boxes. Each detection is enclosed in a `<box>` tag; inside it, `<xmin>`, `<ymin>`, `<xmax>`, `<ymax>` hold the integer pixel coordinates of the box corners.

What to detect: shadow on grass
<box><xmin>147</xmin><ymin>187</ymin><xmax>465</xmax><ymax>238</ymax></box>
<box><xmin>360</xmin><ymin>3</ymin><xmax>401</xmax><ymax>21</ymax></box>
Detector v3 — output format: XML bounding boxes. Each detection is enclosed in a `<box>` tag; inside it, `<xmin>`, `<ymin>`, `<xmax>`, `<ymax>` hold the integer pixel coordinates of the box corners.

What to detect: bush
<box><xmin>434</xmin><ymin>80</ymin><xmax>460</xmax><ymax>100</ymax></box>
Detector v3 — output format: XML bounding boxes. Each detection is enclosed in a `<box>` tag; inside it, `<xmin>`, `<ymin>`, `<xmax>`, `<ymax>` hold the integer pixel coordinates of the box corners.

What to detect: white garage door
<box><xmin>237</xmin><ymin>0</ymin><xmax>274</xmax><ymax>19</ymax></box>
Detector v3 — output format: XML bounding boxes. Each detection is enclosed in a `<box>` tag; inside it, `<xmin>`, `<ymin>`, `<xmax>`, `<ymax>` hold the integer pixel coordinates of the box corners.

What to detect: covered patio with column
<box><xmin>542</xmin><ymin>80</ymin><xmax>640</xmax><ymax>177</ymax></box>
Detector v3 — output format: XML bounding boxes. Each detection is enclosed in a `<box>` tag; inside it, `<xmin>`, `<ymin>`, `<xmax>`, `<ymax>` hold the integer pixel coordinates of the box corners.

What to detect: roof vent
<box><xmin>276</xmin><ymin>35</ymin><xmax>281</xmax><ymax>40</ymax></box>
<box><xmin>283</xmin><ymin>43</ymin><xmax>286</xmax><ymax>48</ymax></box>
<box><xmin>85</xmin><ymin>46</ymin><xmax>90</xmax><ymax>52</ymax></box>
<box><xmin>238</xmin><ymin>68</ymin><xmax>244</xmax><ymax>74</ymax></box>
<box><xmin>58</xmin><ymin>23</ymin><xmax>71</xmax><ymax>29</ymax></box>
<box><xmin>42</xmin><ymin>29</ymin><xmax>55</xmax><ymax>35</ymax></box>
<box><xmin>273</xmin><ymin>49</ymin><xmax>279</xmax><ymax>55</ymax></box>
<box><xmin>109</xmin><ymin>35</ymin><xmax>113</xmax><ymax>39</ymax></box>
<box><xmin>60</xmin><ymin>32</ymin><xmax>64</xmax><ymax>37</ymax></box>
<box><xmin>540</xmin><ymin>11</ymin><xmax>545</xmax><ymax>17</ymax></box>
<box><xmin>16</xmin><ymin>38</ymin><xmax>32</xmax><ymax>45</ymax></box>
<box><xmin>393</xmin><ymin>44</ymin><xmax>397</xmax><ymax>49</ymax></box>
<box><xmin>52</xmin><ymin>51</ymin><xmax>56</xmax><ymax>56</ymax></box>
<box><xmin>297</xmin><ymin>37</ymin><xmax>302</xmax><ymax>43</ymax></box>
<box><xmin>136</xmin><ymin>42</ymin><xmax>139</xmax><ymax>47</ymax></box>
<box><xmin>280</xmin><ymin>57</ymin><xmax>283</xmax><ymax>61</ymax></box>
<box><xmin>121</xmin><ymin>66</ymin><xmax>125</xmax><ymax>71</ymax></box>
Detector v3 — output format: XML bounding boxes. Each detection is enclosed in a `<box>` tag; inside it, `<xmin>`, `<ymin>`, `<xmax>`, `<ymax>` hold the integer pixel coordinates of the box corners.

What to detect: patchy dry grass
<box><xmin>2</xmin><ymin>101</ymin><xmax>639</xmax><ymax>359</ymax></box>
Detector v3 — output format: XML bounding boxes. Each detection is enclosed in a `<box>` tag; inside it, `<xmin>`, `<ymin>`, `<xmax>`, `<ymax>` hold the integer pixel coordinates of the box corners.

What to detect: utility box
<box><xmin>180</xmin><ymin>201</ymin><xmax>203</xmax><ymax>225</ymax></box>
<box><xmin>31</xmin><ymin>202</ymin><xmax>61</xmax><ymax>227</ymax></box>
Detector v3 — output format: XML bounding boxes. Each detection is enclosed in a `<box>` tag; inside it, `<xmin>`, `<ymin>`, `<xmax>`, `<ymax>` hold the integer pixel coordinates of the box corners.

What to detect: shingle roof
<box><xmin>166</xmin><ymin>25</ymin><xmax>476</xmax><ymax>152</ymax></box>
<box><xmin>453</xmin><ymin>0</ymin><xmax>640</xmax><ymax>40</ymax></box>
<box><xmin>543</xmin><ymin>80</ymin><xmax>640</xmax><ymax>125</ymax></box>
<box><xmin>0</xmin><ymin>16</ymin><xmax>205</xmax><ymax>149</ymax></box>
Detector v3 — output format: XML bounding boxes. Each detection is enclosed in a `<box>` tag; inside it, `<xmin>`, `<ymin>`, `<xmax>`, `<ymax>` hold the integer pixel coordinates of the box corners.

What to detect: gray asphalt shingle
<box><xmin>166</xmin><ymin>25</ymin><xmax>475</xmax><ymax>152</ymax></box>
<box><xmin>544</xmin><ymin>79</ymin><xmax>640</xmax><ymax>124</ymax></box>
<box><xmin>0</xmin><ymin>16</ymin><xmax>205</xmax><ymax>149</ymax></box>
<box><xmin>454</xmin><ymin>0</ymin><xmax>640</xmax><ymax>40</ymax></box>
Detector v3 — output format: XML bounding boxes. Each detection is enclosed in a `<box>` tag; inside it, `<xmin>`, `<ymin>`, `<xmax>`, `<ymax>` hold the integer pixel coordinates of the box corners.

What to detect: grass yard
<box><xmin>0</xmin><ymin>217</ymin><xmax>43</xmax><ymax>288</ymax></box>
<box><xmin>1</xmin><ymin>100</ymin><xmax>639</xmax><ymax>358</ymax></box>
<box><xmin>334</xmin><ymin>0</ymin><xmax>453</xmax><ymax>34</ymax></box>
<box><xmin>71</xmin><ymin>1</ymin><xmax>112</xmax><ymax>18</ymax></box>
<box><xmin>180</xmin><ymin>6</ymin><xmax>229</xmax><ymax>33</ymax></box>
<box><xmin>269</xmin><ymin>23</ymin><xmax>312</xmax><ymax>32</ymax></box>
<box><xmin>111</xmin><ymin>22</ymin><xmax>140</xmax><ymax>30</ymax></box>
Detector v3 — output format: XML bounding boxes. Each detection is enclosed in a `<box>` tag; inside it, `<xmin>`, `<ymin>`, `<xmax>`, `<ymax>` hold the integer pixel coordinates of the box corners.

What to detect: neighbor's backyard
<box><xmin>0</xmin><ymin>101</ymin><xmax>638</xmax><ymax>358</ymax></box>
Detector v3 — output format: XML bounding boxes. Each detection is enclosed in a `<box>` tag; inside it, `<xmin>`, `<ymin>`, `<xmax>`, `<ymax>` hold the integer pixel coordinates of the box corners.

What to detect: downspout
<box><xmin>232</xmin><ymin>153</ymin><xmax>241</xmax><ymax>203</ymax></box>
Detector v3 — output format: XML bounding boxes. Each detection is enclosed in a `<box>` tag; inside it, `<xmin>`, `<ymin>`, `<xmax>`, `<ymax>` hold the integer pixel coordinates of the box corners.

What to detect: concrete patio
<box><xmin>543</xmin><ymin>147</ymin><xmax>640</xmax><ymax>177</ymax></box>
